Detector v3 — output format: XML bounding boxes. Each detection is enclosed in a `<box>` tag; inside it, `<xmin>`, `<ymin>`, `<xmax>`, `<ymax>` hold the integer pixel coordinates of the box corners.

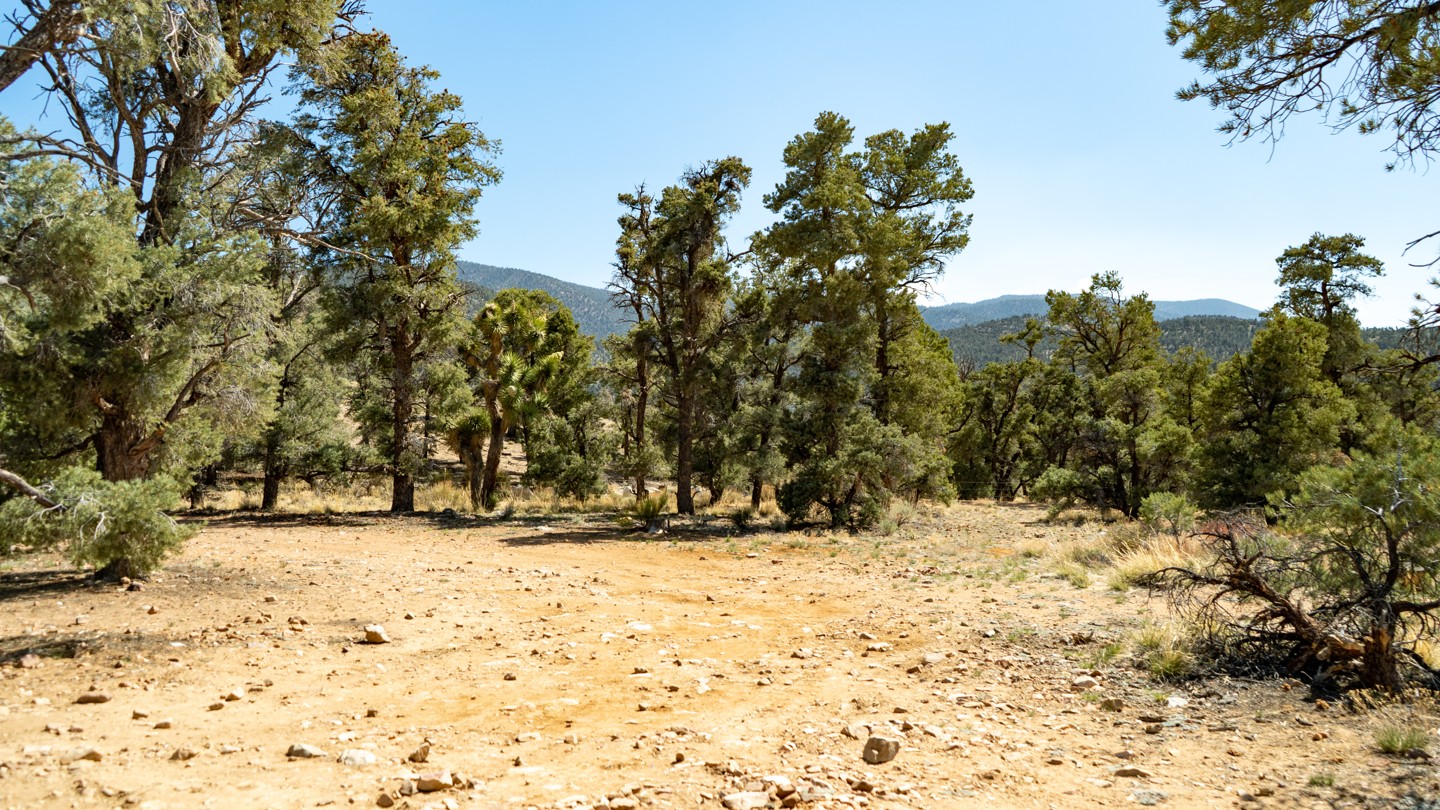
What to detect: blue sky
<box><xmin>359</xmin><ymin>0</ymin><xmax>1432</xmax><ymax>326</ymax></box>
<box><xmin>4</xmin><ymin>1</ymin><xmax>1433</xmax><ymax>325</ymax></box>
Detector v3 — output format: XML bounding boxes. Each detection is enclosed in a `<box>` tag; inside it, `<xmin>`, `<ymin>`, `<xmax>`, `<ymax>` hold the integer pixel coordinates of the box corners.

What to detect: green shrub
<box><xmin>1139</xmin><ymin>492</ymin><xmax>1197</xmax><ymax>536</ymax></box>
<box><xmin>730</xmin><ymin>506</ymin><xmax>755</xmax><ymax>531</ymax></box>
<box><xmin>631</xmin><ymin>492</ymin><xmax>668</xmax><ymax>532</ymax></box>
<box><xmin>0</xmin><ymin>467</ymin><xmax>195</xmax><ymax>578</ymax></box>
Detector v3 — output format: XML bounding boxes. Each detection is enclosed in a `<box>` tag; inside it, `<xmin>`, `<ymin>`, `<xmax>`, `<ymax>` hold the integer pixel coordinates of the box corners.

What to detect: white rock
<box><xmin>286</xmin><ymin>743</ymin><xmax>327</xmax><ymax>758</ymax></box>
<box><xmin>339</xmin><ymin>749</ymin><xmax>377</xmax><ymax>767</ymax></box>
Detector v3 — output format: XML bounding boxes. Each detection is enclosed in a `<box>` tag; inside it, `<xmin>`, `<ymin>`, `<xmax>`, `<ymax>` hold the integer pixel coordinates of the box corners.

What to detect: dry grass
<box><xmin>1107</xmin><ymin>534</ymin><xmax>1207</xmax><ymax>591</ymax></box>
<box><xmin>1130</xmin><ymin>622</ymin><xmax>1198</xmax><ymax>680</ymax></box>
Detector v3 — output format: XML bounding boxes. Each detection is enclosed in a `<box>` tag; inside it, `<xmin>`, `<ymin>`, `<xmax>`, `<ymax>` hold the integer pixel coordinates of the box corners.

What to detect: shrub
<box><xmin>631</xmin><ymin>492</ymin><xmax>668</xmax><ymax>533</ymax></box>
<box><xmin>730</xmin><ymin>506</ymin><xmax>755</xmax><ymax>531</ymax></box>
<box><xmin>1139</xmin><ymin>491</ymin><xmax>1197</xmax><ymax>536</ymax></box>
<box><xmin>0</xmin><ymin>466</ymin><xmax>195</xmax><ymax>578</ymax></box>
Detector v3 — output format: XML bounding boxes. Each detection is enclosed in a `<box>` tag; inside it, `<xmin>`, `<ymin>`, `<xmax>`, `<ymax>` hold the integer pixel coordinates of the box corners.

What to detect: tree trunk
<box><xmin>750</xmin><ymin>478</ymin><xmax>763</xmax><ymax>510</ymax></box>
<box><xmin>675</xmin><ymin>391</ymin><xmax>695</xmax><ymax>515</ymax></box>
<box><xmin>390</xmin><ymin>337</ymin><xmax>416</xmax><ymax>513</ymax></box>
<box><xmin>95</xmin><ymin>409</ymin><xmax>151</xmax><ymax>482</ymax></box>
<box><xmin>261</xmin><ymin>469</ymin><xmax>282</xmax><ymax>512</ymax></box>
<box><xmin>479</xmin><ymin>400</ymin><xmax>505</xmax><ymax>510</ymax></box>
<box><xmin>633</xmin><ymin>351</ymin><xmax>649</xmax><ymax>500</ymax></box>
<box><xmin>1360</xmin><ymin>621</ymin><xmax>1403</xmax><ymax>694</ymax></box>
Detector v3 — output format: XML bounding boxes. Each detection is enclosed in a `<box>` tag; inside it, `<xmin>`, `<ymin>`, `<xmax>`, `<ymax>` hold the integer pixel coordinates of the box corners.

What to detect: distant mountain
<box><xmin>455</xmin><ymin>262</ymin><xmax>626</xmax><ymax>341</ymax></box>
<box><xmin>920</xmin><ymin>294</ymin><xmax>1262</xmax><ymax>330</ymax></box>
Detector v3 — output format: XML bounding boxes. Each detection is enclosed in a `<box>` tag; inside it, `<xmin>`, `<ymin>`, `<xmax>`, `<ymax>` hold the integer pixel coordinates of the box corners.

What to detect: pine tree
<box><xmin>293</xmin><ymin>32</ymin><xmax>500</xmax><ymax>512</ymax></box>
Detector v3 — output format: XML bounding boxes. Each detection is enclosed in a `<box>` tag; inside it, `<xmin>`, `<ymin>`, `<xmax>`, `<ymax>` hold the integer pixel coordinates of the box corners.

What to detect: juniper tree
<box><xmin>292</xmin><ymin>32</ymin><xmax>499</xmax><ymax>512</ymax></box>
<box><xmin>610</xmin><ymin>159</ymin><xmax>752</xmax><ymax>515</ymax></box>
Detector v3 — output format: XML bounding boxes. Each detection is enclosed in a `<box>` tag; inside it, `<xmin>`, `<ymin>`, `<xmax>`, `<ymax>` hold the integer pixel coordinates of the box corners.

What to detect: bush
<box><xmin>1139</xmin><ymin>492</ymin><xmax>1197</xmax><ymax>536</ymax></box>
<box><xmin>631</xmin><ymin>492</ymin><xmax>668</xmax><ymax>533</ymax></box>
<box><xmin>0</xmin><ymin>467</ymin><xmax>195</xmax><ymax>578</ymax></box>
<box><xmin>730</xmin><ymin>506</ymin><xmax>755</xmax><ymax>531</ymax></box>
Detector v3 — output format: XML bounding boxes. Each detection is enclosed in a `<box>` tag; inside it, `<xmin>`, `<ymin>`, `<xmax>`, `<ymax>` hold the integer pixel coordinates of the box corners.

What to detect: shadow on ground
<box><xmin>0</xmin><ymin>569</ymin><xmax>94</xmax><ymax>602</ymax></box>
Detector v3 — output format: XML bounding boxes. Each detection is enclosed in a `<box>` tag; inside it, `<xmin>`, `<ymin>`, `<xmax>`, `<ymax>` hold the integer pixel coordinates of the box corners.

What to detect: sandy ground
<box><xmin>0</xmin><ymin>503</ymin><xmax>1436</xmax><ymax>810</ymax></box>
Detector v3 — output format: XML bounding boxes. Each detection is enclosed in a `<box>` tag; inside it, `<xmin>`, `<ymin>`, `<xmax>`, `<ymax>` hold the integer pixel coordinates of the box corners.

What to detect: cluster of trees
<box><xmin>0</xmin><ymin>2</ymin><xmax>980</xmax><ymax>575</ymax></box>
<box><xmin>950</xmin><ymin>238</ymin><xmax>1438</xmax><ymax>516</ymax></box>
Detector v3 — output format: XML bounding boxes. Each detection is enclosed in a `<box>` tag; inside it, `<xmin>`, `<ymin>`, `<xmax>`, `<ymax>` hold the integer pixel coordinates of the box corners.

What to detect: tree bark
<box><xmin>390</xmin><ymin>335</ymin><xmax>416</xmax><ymax>513</ymax></box>
<box><xmin>479</xmin><ymin>402</ymin><xmax>504</xmax><ymax>510</ymax></box>
<box><xmin>675</xmin><ymin>390</ymin><xmax>695</xmax><ymax>515</ymax></box>
<box><xmin>632</xmin><ymin>348</ymin><xmax>649</xmax><ymax>500</ymax></box>
<box><xmin>95</xmin><ymin>409</ymin><xmax>152</xmax><ymax>482</ymax></box>
<box><xmin>0</xmin><ymin>0</ymin><xmax>84</xmax><ymax>93</ymax></box>
<box><xmin>0</xmin><ymin>465</ymin><xmax>62</xmax><ymax>509</ymax></box>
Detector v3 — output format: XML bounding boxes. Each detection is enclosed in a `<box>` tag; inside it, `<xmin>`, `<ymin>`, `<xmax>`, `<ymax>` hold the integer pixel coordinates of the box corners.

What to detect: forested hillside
<box><xmin>456</xmin><ymin>262</ymin><xmax>624</xmax><ymax>340</ymax></box>
<box><xmin>922</xmin><ymin>293</ymin><xmax>1261</xmax><ymax>330</ymax></box>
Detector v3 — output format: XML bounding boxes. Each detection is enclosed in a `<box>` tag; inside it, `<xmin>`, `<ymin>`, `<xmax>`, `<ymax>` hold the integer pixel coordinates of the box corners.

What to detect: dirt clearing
<box><xmin>1</xmin><ymin>504</ymin><xmax>1435</xmax><ymax>809</ymax></box>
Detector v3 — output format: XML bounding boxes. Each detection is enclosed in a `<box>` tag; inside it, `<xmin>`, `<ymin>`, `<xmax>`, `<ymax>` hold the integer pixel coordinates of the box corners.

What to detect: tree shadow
<box><xmin>0</xmin><ymin>569</ymin><xmax>94</xmax><ymax>602</ymax></box>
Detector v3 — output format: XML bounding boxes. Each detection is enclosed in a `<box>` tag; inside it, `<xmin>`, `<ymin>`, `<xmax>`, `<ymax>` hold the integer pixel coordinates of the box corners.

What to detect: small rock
<box><xmin>866</xmin><ymin>642</ymin><xmax>893</xmax><ymax>653</ymax></box>
<box><xmin>153</xmin><ymin>719</ymin><xmax>173</xmax><ymax>729</ymax></box>
<box><xmin>1072</xmin><ymin>675</ymin><xmax>1100</xmax><ymax>690</ymax></box>
<box><xmin>147</xmin><ymin>605</ymin><xmax>159</xmax><ymax>615</ymax></box>
<box><xmin>376</xmin><ymin>794</ymin><xmax>395</xmax><ymax>808</ymax></box>
<box><xmin>339</xmin><ymin>749</ymin><xmax>377</xmax><ymax>767</ymax></box>
<box><xmin>132</xmin><ymin>709</ymin><xmax>150</xmax><ymax>720</ymax></box>
<box><xmin>404</xmin><ymin>611</ymin><xmax>415</xmax><ymax>620</ymax></box>
<box><xmin>503</xmin><ymin>672</ymin><xmax>517</xmax><ymax>681</ymax></box>
<box><xmin>921</xmin><ymin>652</ymin><xmax>947</xmax><ymax>665</ymax></box>
<box><xmin>18</xmin><ymin>653</ymin><xmax>41</xmax><ymax>669</ymax></box>
<box><xmin>363</xmin><ymin>625</ymin><xmax>390</xmax><ymax>644</ymax></box>
<box><xmin>75</xmin><ymin>692</ymin><xmax>111</xmax><ymax>705</ymax></box>
<box><xmin>223</xmin><ymin>688</ymin><xmax>245</xmax><ymax>701</ymax></box>
<box><xmin>863</xmin><ymin>735</ymin><xmax>901</xmax><ymax>765</ymax></box>
<box><xmin>416</xmin><ymin>770</ymin><xmax>454</xmax><ymax>792</ymax></box>
<box><xmin>1100</xmin><ymin>698</ymin><xmax>1125</xmax><ymax>712</ymax></box>
<box><xmin>170</xmin><ymin>748</ymin><xmax>197</xmax><ymax>761</ymax></box>
<box><xmin>843</xmin><ymin>723</ymin><xmax>870</xmax><ymax>740</ymax></box>
<box><xmin>721</xmin><ymin>792</ymin><xmax>771</xmax><ymax>810</ymax></box>
<box><xmin>1114</xmin><ymin>766</ymin><xmax>1153</xmax><ymax>778</ymax></box>
<box><xmin>264</xmin><ymin>595</ymin><xmax>277</xmax><ymax>603</ymax></box>
<box><xmin>408</xmin><ymin>741</ymin><xmax>430</xmax><ymax>763</ymax></box>
<box><xmin>286</xmin><ymin>743</ymin><xmax>327</xmax><ymax>759</ymax></box>
<box><xmin>1166</xmin><ymin>695</ymin><xmax>1188</xmax><ymax>709</ymax></box>
<box><xmin>1132</xmin><ymin>790</ymin><xmax>1168</xmax><ymax>806</ymax></box>
<box><xmin>207</xmin><ymin>702</ymin><xmax>225</xmax><ymax>711</ymax></box>
<box><xmin>59</xmin><ymin>747</ymin><xmax>101</xmax><ymax>764</ymax></box>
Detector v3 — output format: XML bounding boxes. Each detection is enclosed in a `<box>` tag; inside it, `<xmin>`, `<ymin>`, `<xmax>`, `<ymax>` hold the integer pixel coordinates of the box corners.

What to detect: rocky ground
<box><xmin>0</xmin><ymin>502</ymin><xmax>1436</xmax><ymax>810</ymax></box>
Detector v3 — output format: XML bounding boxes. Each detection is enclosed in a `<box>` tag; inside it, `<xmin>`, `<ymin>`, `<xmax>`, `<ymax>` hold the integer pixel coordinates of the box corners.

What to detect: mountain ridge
<box><xmin>454</xmin><ymin>261</ymin><xmax>1266</xmax><ymax>341</ymax></box>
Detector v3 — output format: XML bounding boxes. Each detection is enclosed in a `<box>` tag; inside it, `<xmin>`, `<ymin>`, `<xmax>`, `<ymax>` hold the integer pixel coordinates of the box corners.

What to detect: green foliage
<box><xmin>1375</xmin><ymin>724</ymin><xmax>1430</xmax><ymax>755</ymax></box>
<box><xmin>295</xmin><ymin>32</ymin><xmax>499</xmax><ymax>511</ymax></box>
<box><xmin>1139</xmin><ymin>492</ymin><xmax>1197</xmax><ymax>536</ymax></box>
<box><xmin>1194</xmin><ymin>313</ymin><xmax>1352</xmax><ymax>507</ymax></box>
<box><xmin>0</xmin><ymin>468</ymin><xmax>195</xmax><ymax>576</ymax></box>
<box><xmin>1166</xmin><ymin>0</ymin><xmax>1440</xmax><ymax>169</ymax></box>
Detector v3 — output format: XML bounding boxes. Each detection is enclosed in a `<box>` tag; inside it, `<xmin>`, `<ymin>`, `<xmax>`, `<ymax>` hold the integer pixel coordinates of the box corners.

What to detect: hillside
<box><xmin>943</xmin><ymin>314</ymin><xmax>1266</xmax><ymax>368</ymax></box>
<box><xmin>921</xmin><ymin>294</ymin><xmax>1262</xmax><ymax>330</ymax></box>
<box><xmin>943</xmin><ymin>314</ymin><xmax>1413</xmax><ymax>369</ymax></box>
<box><xmin>456</xmin><ymin>261</ymin><xmax>626</xmax><ymax>341</ymax></box>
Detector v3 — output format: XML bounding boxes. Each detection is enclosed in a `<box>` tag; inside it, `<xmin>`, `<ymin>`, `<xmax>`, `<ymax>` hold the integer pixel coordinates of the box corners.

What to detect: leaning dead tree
<box><xmin>1158</xmin><ymin>438</ymin><xmax>1440</xmax><ymax>695</ymax></box>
